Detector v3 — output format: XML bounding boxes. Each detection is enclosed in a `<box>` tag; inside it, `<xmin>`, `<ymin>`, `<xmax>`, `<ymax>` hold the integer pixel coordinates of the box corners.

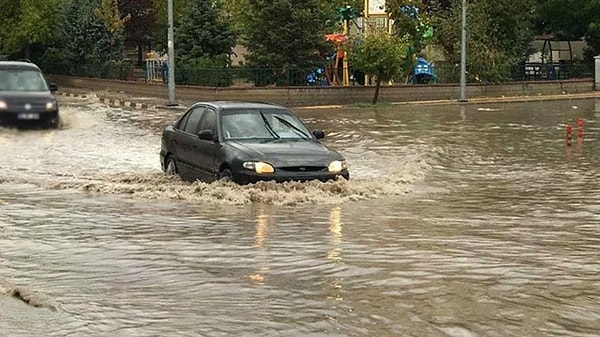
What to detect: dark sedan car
<box><xmin>160</xmin><ymin>101</ymin><xmax>349</xmax><ymax>184</ymax></box>
<box><xmin>0</xmin><ymin>61</ymin><xmax>59</xmax><ymax>128</ymax></box>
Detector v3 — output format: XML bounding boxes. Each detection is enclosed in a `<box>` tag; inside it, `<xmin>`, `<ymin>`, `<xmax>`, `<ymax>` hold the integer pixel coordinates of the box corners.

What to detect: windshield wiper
<box><xmin>273</xmin><ymin>115</ymin><xmax>310</xmax><ymax>139</ymax></box>
<box><xmin>259</xmin><ymin>111</ymin><xmax>280</xmax><ymax>139</ymax></box>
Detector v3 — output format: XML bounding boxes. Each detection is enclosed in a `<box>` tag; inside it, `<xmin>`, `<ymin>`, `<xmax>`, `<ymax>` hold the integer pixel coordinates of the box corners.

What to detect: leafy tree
<box><xmin>52</xmin><ymin>0</ymin><xmax>122</xmax><ymax>76</ymax></box>
<box><xmin>387</xmin><ymin>0</ymin><xmax>434</xmax><ymax>82</ymax></box>
<box><xmin>120</xmin><ymin>0</ymin><xmax>157</xmax><ymax>65</ymax></box>
<box><xmin>533</xmin><ymin>0</ymin><xmax>600</xmax><ymax>62</ymax></box>
<box><xmin>175</xmin><ymin>0</ymin><xmax>236</xmax><ymax>86</ymax></box>
<box><xmin>94</xmin><ymin>0</ymin><xmax>130</xmax><ymax>57</ymax></box>
<box><xmin>352</xmin><ymin>31</ymin><xmax>409</xmax><ymax>104</ymax></box>
<box><xmin>431</xmin><ymin>0</ymin><xmax>535</xmax><ymax>83</ymax></box>
<box><xmin>0</xmin><ymin>0</ymin><xmax>64</xmax><ymax>59</ymax></box>
<box><xmin>243</xmin><ymin>0</ymin><xmax>331</xmax><ymax>86</ymax></box>
<box><xmin>151</xmin><ymin>0</ymin><xmax>192</xmax><ymax>51</ymax></box>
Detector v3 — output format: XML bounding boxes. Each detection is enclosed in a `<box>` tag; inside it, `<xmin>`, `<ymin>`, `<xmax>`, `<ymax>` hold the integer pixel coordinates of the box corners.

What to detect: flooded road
<box><xmin>1</xmin><ymin>96</ymin><xmax>599</xmax><ymax>336</ymax></box>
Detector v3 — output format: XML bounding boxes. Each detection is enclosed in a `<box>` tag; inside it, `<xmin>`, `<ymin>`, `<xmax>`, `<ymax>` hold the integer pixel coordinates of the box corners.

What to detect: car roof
<box><xmin>0</xmin><ymin>60</ymin><xmax>42</xmax><ymax>71</ymax></box>
<box><xmin>193</xmin><ymin>101</ymin><xmax>288</xmax><ymax>111</ymax></box>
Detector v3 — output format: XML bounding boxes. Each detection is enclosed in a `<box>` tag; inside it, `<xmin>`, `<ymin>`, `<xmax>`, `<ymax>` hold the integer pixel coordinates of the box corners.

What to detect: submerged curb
<box><xmin>58</xmin><ymin>92</ymin><xmax>89</xmax><ymax>99</ymax></box>
<box><xmin>97</xmin><ymin>97</ymin><xmax>151</xmax><ymax>110</ymax></box>
<box><xmin>58</xmin><ymin>91</ymin><xmax>187</xmax><ymax>111</ymax></box>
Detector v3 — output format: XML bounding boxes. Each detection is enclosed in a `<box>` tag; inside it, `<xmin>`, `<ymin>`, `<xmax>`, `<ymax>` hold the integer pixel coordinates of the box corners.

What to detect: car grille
<box><xmin>7</xmin><ymin>102</ymin><xmax>47</xmax><ymax>112</ymax></box>
<box><xmin>278</xmin><ymin>166</ymin><xmax>327</xmax><ymax>173</ymax></box>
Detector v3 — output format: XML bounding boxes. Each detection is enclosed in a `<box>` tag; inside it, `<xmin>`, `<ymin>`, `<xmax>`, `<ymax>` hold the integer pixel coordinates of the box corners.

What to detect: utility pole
<box><xmin>459</xmin><ymin>0</ymin><xmax>467</xmax><ymax>103</ymax></box>
<box><xmin>167</xmin><ymin>0</ymin><xmax>176</xmax><ymax>105</ymax></box>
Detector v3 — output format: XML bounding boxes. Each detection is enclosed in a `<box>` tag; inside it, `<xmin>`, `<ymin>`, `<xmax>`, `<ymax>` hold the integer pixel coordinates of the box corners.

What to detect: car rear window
<box><xmin>0</xmin><ymin>69</ymin><xmax>49</xmax><ymax>91</ymax></box>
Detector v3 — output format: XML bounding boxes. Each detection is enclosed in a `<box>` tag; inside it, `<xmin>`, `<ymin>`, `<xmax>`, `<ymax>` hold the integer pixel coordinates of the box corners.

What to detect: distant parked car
<box><xmin>0</xmin><ymin>60</ymin><xmax>59</xmax><ymax>128</ymax></box>
<box><xmin>160</xmin><ymin>101</ymin><xmax>350</xmax><ymax>184</ymax></box>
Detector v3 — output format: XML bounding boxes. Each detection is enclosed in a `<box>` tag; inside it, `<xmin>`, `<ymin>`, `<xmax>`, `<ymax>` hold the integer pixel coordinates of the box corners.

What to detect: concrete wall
<box><xmin>47</xmin><ymin>75</ymin><xmax>594</xmax><ymax>107</ymax></box>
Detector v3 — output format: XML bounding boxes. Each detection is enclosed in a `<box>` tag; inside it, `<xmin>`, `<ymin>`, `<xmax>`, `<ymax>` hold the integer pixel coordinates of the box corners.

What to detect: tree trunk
<box><xmin>24</xmin><ymin>45</ymin><xmax>31</xmax><ymax>61</ymax></box>
<box><xmin>372</xmin><ymin>78</ymin><xmax>381</xmax><ymax>104</ymax></box>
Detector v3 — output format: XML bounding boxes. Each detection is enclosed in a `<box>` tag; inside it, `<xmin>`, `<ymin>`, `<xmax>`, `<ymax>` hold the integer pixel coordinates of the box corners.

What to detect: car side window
<box><xmin>176</xmin><ymin>110</ymin><xmax>192</xmax><ymax>130</ymax></box>
<box><xmin>182</xmin><ymin>107</ymin><xmax>205</xmax><ymax>134</ymax></box>
<box><xmin>197</xmin><ymin>109</ymin><xmax>217</xmax><ymax>134</ymax></box>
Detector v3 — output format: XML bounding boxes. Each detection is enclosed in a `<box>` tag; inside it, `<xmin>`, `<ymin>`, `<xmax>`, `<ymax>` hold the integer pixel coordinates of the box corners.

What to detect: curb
<box><xmin>97</xmin><ymin>97</ymin><xmax>152</xmax><ymax>110</ymax></box>
<box><xmin>58</xmin><ymin>91</ymin><xmax>188</xmax><ymax>111</ymax></box>
<box><xmin>58</xmin><ymin>92</ymin><xmax>89</xmax><ymax>99</ymax></box>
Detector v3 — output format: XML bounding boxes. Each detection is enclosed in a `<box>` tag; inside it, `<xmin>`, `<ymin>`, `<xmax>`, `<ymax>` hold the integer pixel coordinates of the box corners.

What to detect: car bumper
<box><xmin>233</xmin><ymin>169</ymin><xmax>350</xmax><ymax>184</ymax></box>
<box><xmin>0</xmin><ymin>110</ymin><xmax>58</xmax><ymax>126</ymax></box>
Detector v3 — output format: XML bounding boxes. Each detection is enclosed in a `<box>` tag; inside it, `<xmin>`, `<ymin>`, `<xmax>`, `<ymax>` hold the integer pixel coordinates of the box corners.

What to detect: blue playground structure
<box><xmin>408</xmin><ymin>57</ymin><xmax>437</xmax><ymax>84</ymax></box>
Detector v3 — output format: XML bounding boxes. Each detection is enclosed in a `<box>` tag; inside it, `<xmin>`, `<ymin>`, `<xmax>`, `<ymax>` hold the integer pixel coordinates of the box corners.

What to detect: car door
<box><xmin>189</xmin><ymin>108</ymin><xmax>220</xmax><ymax>182</ymax></box>
<box><xmin>174</xmin><ymin>106</ymin><xmax>205</xmax><ymax>180</ymax></box>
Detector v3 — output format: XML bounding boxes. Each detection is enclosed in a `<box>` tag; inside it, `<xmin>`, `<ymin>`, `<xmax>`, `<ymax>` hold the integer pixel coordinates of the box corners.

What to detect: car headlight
<box><xmin>243</xmin><ymin>161</ymin><xmax>275</xmax><ymax>174</ymax></box>
<box><xmin>46</xmin><ymin>102</ymin><xmax>55</xmax><ymax>110</ymax></box>
<box><xmin>328</xmin><ymin>160</ymin><xmax>347</xmax><ymax>173</ymax></box>
<box><xmin>0</xmin><ymin>101</ymin><xmax>6</xmax><ymax>110</ymax></box>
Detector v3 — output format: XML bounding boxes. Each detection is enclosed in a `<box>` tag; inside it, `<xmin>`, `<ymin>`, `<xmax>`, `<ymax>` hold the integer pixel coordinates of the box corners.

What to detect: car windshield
<box><xmin>221</xmin><ymin>109</ymin><xmax>312</xmax><ymax>141</ymax></box>
<box><xmin>0</xmin><ymin>69</ymin><xmax>48</xmax><ymax>91</ymax></box>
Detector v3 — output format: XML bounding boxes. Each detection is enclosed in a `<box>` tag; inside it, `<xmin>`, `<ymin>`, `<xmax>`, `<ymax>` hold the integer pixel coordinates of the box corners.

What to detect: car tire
<box><xmin>165</xmin><ymin>156</ymin><xmax>178</xmax><ymax>176</ymax></box>
<box><xmin>218</xmin><ymin>168</ymin><xmax>233</xmax><ymax>182</ymax></box>
<box><xmin>47</xmin><ymin>118</ymin><xmax>59</xmax><ymax>129</ymax></box>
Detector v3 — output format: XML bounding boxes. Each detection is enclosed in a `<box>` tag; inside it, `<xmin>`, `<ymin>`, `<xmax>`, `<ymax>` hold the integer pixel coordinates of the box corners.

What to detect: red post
<box><xmin>577</xmin><ymin>117</ymin><xmax>584</xmax><ymax>138</ymax></box>
<box><xmin>566</xmin><ymin>124</ymin><xmax>573</xmax><ymax>146</ymax></box>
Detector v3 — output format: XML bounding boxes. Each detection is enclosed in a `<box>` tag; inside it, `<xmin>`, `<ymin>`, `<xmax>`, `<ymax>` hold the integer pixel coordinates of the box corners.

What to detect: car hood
<box><xmin>0</xmin><ymin>91</ymin><xmax>55</xmax><ymax>103</ymax></box>
<box><xmin>227</xmin><ymin>140</ymin><xmax>343</xmax><ymax>167</ymax></box>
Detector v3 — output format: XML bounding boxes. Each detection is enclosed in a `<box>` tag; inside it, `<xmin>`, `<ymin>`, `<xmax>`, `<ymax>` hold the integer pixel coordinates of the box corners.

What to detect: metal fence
<box><xmin>40</xmin><ymin>61</ymin><xmax>594</xmax><ymax>88</ymax></box>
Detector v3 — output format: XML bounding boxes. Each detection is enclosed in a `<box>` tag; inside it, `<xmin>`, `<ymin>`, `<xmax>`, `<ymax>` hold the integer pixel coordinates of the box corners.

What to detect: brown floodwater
<box><xmin>0</xmin><ymin>96</ymin><xmax>599</xmax><ymax>336</ymax></box>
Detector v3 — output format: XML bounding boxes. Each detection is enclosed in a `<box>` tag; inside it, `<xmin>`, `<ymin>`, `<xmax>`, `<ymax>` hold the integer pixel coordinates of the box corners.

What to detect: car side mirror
<box><xmin>198</xmin><ymin>129</ymin><xmax>215</xmax><ymax>141</ymax></box>
<box><xmin>312</xmin><ymin>130</ymin><xmax>325</xmax><ymax>139</ymax></box>
<box><xmin>49</xmin><ymin>83</ymin><xmax>58</xmax><ymax>92</ymax></box>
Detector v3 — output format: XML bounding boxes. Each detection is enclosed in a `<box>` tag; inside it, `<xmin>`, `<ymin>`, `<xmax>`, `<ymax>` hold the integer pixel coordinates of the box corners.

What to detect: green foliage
<box><xmin>352</xmin><ymin>31</ymin><xmax>409</xmax><ymax>103</ymax></box>
<box><xmin>151</xmin><ymin>0</ymin><xmax>191</xmax><ymax>50</ymax></box>
<box><xmin>533</xmin><ymin>0</ymin><xmax>600</xmax><ymax>63</ymax></box>
<box><xmin>175</xmin><ymin>0</ymin><xmax>236</xmax><ymax>84</ymax></box>
<box><xmin>387</xmin><ymin>0</ymin><xmax>431</xmax><ymax>51</ymax></box>
<box><xmin>243</xmin><ymin>0</ymin><xmax>331</xmax><ymax>86</ymax></box>
<box><xmin>431</xmin><ymin>0</ymin><xmax>535</xmax><ymax>83</ymax></box>
<box><xmin>52</xmin><ymin>0</ymin><xmax>123</xmax><ymax>74</ymax></box>
<box><xmin>94</xmin><ymin>0</ymin><xmax>131</xmax><ymax>34</ymax></box>
<box><xmin>176</xmin><ymin>56</ymin><xmax>233</xmax><ymax>87</ymax></box>
<box><xmin>0</xmin><ymin>0</ymin><xmax>64</xmax><ymax>57</ymax></box>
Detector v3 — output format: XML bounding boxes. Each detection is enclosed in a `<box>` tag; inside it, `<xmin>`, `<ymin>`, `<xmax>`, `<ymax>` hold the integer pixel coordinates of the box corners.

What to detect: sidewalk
<box><xmin>57</xmin><ymin>87</ymin><xmax>600</xmax><ymax>111</ymax></box>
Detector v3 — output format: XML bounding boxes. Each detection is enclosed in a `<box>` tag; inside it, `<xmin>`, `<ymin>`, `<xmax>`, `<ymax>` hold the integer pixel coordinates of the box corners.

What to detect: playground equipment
<box><xmin>408</xmin><ymin>57</ymin><xmax>437</xmax><ymax>84</ymax></box>
<box><xmin>324</xmin><ymin>33</ymin><xmax>348</xmax><ymax>86</ymax></box>
<box><xmin>145</xmin><ymin>51</ymin><xmax>168</xmax><ymax>83</ymax></box>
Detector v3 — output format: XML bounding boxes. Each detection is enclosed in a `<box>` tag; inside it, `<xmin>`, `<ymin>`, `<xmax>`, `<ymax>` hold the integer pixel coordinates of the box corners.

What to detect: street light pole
<box><xmin>167</xmin><ymin>0</ymin><xmax>176</xmax><ymax>105</ymax></box>
<box><xmin>459</xmin><ymin>0</ymin><xmax>467</xmax><ymax>102</ymax></box>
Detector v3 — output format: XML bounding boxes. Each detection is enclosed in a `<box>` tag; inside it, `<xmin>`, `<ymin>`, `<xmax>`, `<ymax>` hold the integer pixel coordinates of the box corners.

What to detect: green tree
<box><xmin>387</xmin><ymin>0</ymin><xmax>434</xmax><ymax>82</ymax></box>
<box><xmin>151</xmin><ymin>0</ymin><xmax>191</xmax><ymax>51</ymax></box>
<box><xmin>243</xmin><ymin>0</ymin><xmax>331</xmax><ymax>86</ymax></box>
<box><xmin>431</xmin><ymin>0</ymin><xmax>535</xmax><ymax>83</ymax></box>
<box><xmin>175</xmin><ymin>0</ymin><xmax>236</xmax><ymax>86</ymax></box>
<box><xmin>533</xmin><ymin>0</ymin><xmax>600</xmax><ymax>62</ymax></box>
<box><xmin>94</xmin><ymin>0</ymin><xmax>130</xmax><ymax>58</ymax></box>
<box><xmin>53</xmin><ymin>0</ymin><xmax>122</xmax><ymax>76</ymax></box>
<box><xmin>0</xmin><ymin>0</ymin><xmax>64</xmax><ymax>59</ymax></box>
<box><xmin>352</xmin><ymin>31</ymin><xmax>409</xmax><ymax>104</ymax></box>
<box><xmin>120</xmin><ymin>0</ymin><xmax>157</xmax><ymax>65</ymax></box>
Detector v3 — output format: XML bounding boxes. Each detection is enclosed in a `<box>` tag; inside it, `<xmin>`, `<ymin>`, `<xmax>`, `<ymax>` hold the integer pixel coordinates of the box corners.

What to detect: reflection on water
<box><xmin>327</xmin><ymin>207</ymin><xmax>343</xmax><ymax>262</ymax></box>
<box><xmin>1</xmin><ymin>97</ymin><xmax>600</xmax><ymax>336</ymax></box>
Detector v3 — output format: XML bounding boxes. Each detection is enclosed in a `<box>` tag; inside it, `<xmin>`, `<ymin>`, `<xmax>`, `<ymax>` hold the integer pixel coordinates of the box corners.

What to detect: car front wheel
<box><xmin>165</xmin><ymin>156</ymin><xmax>178</xmax><ymax>176</ymax></box>
<box><xmin>218</xmin><ymin>168</ymin><xmax>232</xmax><ymax>182</ymax></box>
